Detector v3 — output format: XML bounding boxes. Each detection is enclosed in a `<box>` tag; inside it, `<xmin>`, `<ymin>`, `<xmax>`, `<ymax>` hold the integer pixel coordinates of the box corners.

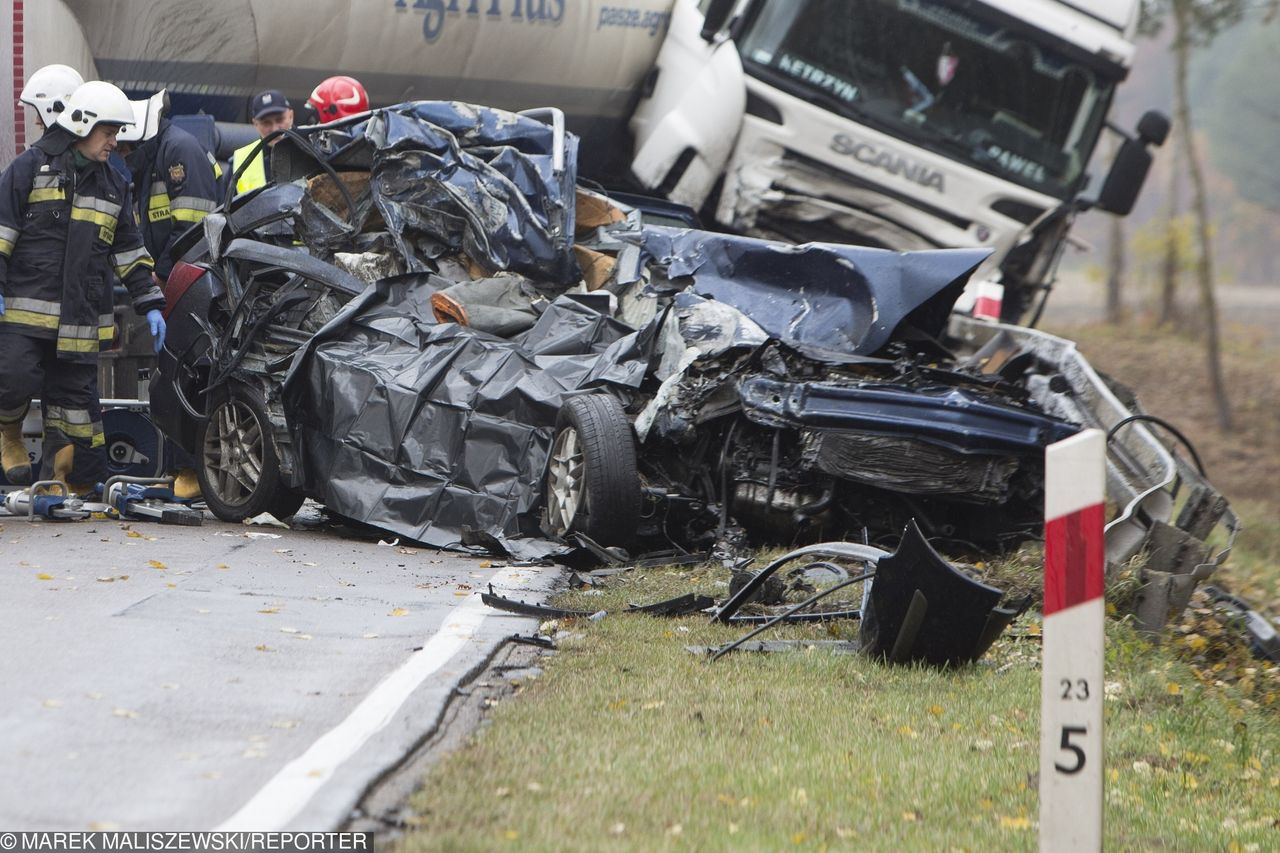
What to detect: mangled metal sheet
<box><xmin>633</xmin><ymin>227</ymin><xmax>990</xmax><ymax>357</ymax></box>
<box><xmin>283</xmin><ymin>101</ymin><xmax>580</xmax><ymax>287</ymax></box>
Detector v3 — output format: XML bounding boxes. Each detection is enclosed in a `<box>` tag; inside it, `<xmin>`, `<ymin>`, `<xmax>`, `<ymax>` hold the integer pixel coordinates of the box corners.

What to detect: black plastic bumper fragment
<box><xmin>481</xmin><ymin>586</ymin><xmax>714</xmax><ymax>619</ymax></box>
<box><xmin>859</xmin><ymin>520</ymin><xmax>1030</xmax><ymax>666</ymax></box>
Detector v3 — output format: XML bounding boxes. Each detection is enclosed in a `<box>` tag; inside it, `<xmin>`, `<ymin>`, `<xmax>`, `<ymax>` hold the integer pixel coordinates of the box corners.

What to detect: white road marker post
<box><xmin>1039</xmin><ymin>429</ymin><xmax>1106</xmax><ymax>852</ymax></box>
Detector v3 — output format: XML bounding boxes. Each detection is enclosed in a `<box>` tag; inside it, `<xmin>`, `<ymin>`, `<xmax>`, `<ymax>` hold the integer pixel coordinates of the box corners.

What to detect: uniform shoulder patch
<box><xmin>168</xmin><ymin>162</ymin><xmax>186</xmax><ymax>185</ymax></box>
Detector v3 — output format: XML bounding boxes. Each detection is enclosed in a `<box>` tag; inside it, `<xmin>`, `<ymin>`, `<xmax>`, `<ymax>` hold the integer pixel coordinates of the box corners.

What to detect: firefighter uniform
<box><xmin>127</xmin><ymin>117</ymin><xmax>219</xmax><ymax>280</ymax></box>
<box><xmin>0</xmin><ymin>125</ymin><xmax>164</xmax><ymax>483</ymax></box>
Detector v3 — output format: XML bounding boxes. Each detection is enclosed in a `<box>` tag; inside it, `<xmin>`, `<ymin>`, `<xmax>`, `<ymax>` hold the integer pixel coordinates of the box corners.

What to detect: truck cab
<box><xmin>630</xmin><ymin>0</ymin><xmax>1164</xmax><ymax>322</ymax></box>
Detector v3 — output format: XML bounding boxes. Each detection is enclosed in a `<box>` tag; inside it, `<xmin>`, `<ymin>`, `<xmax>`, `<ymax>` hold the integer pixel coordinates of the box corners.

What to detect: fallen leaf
<box><xmin>255</xmin><ymin>644</ymin><xmax>272</xmax><ymax>652</ymax></box>
<box><xmin>1000</xmin><ymin>815</ymin><xmax>1030</xmax><ymax>830</ymax></box>
<box><xmin>126</xmin><ymin>530</ymin><xmax>143</xmax><ymax>539</ymax></box>
<box><xmin>148</xmin><ymin>560</ymin><xmax>167</xmax><ymax>570</ymax></box>
<box><xmin>216</xmin><ymin>563</ymin><xmax>230</xmax><ymax>570</ymax></box>
<box><xmin>258</xmin><ymin>607</ymin><xmax>280</xmax><ymax>615</ymax></box>
<box><xmin>1167</xmin><ymin>682</ymin><xmax>1182</xmax><ymax>695</ymax></box>
<box><xmin>389</xmin><ymin>607</ymin><xmax>409</xmax><ymax>617</ymax></box>
<box><xmin>791</xmin><ymin>832</ymin><xmax>808</xmax><ymax>844</ymax></box>
<box><xmin>502</xmin><ymin>831</ymin><xmax>518</xmax><ymax>841</ymax></box>
<box><xmin>112</xmin><ymin>708</ymin><xmax>139</xmax><ymax>719</ymax></box>
<box><xmin>901</xmin><ymin>810</ymin><xmax>921</xmax><ymax>822</ymax></box>
<box><xmin>928</xmin><ymin>704</ymin><xmax>944</xmax><ymax>717</ymax></box>
<box><xmin>37</xmin><ymin>572</ymin><xmax>54</xmax><ymax>581</ymax></box>
<box><xmin>641</xmin><ymin>700</ymin><xmax>665</xmax><ymax>711</ymax></box>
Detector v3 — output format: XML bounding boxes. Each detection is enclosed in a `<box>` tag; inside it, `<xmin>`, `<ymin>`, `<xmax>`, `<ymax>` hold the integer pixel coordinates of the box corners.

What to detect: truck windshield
<box><xmin>737</xmin><ymin>0</ymin><xmax>1119</xmax><ymax>199</ymax></box>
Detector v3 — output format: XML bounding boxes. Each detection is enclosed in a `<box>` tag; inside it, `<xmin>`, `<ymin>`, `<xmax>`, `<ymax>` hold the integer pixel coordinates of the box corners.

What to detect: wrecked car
<box><xmin>149</xmin><ymin>101</ymin><xmax>1232</xmax><ymax>591</ymax></box>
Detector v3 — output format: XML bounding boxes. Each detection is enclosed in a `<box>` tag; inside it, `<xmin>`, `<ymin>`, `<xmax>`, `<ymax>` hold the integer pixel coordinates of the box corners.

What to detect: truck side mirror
<box><xmin>1095</xmin><ymin>110</ymin><xmax>1169</xmax><ymax>217</ymax></box>
<box><xmin>700</xmin><ymin>0</ymin><xmax>736</xmax><ymax>42</ymax></box>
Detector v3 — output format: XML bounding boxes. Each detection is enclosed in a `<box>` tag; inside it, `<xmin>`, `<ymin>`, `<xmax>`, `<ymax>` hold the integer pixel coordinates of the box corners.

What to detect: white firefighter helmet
<box><xmin>18</xmin><ymin>64</ymin><xmax>84</xmax><ymax>125</ymax></box>
<box><xmin>55</xmin><ymin>81</ymin><xmax>135</xmax><ymax>138</ymax></box>
<box><xmin>118</xmin><ymin>90</ymin><xmax>169</xmax><ymax>143</ymax></box>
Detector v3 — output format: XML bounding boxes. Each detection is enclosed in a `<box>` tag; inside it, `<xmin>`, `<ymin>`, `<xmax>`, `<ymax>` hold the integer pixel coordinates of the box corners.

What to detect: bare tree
<box><xmin>1106</xmin><ymin>212</ymin><xmax>1127</xmax><ymax>324</ymax></box>
<box><xmin>1157</xmin><ymin>111</ymin><xmax>1183</xmax><ymax>327</ymax></box>
<box><xmin>1143</xmin><ymin>0</ymin><xmax>1243</xmax><ymax>430</ymax></box>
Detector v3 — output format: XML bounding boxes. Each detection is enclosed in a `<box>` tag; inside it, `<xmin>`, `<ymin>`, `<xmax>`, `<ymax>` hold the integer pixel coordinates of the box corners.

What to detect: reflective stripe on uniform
<box><xmin>147</xmin><ymin>180</ymin><xmax>171</xmax><ymax>223</ymax></box>
<box><xmin>0</xmin><ymin>296</ymin><xmax>61</xmax><ymax>330</ymax></box>
<box><xmin>27</xmin><ymin>174</ymin><xmax>65</xmax><ymax>203</ymax></box>
<box><xmin>57</xmin><ymin>323</ymin><xmax>102</xmax><ymax>353</ymax></box>
<box><xmin>44</xmin><ymin>405</ymin><xmax>105</xmax><ymax>446</ymax></box>
<box><xmin>0</xmin><ymin>403</ymin><xmax>29</xmax><ymax>424</ymax></box>
<box><xmin>98</xmin><ymin>312</ymin><xmax>115</xmax><ymax>342</ymax></box>
<box><xmin>0</xmin><ymin>224</ymin><xmax>18</xmax><ymax>256</ymax></box>
<box><xmin>112</xmin><ymin>245</ymin><xmax>155</xmax><ymax>278</ymax></box>
<box><xmin>70</xmin><ymin>194</ymin><xmax>122</xmax><ymax>229</ymax></box>
<box><xmin>169</xmin><ymin>195</ymin><xmax>217</xmax><ymax>222</ymax></box>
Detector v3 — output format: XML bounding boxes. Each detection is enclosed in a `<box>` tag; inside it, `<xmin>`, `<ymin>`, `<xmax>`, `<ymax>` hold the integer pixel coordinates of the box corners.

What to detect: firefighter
<box><xmin>306</xmin><ymin>75</ymin><xmax>369</xmax><ymax>124</ymax></box>
<box><xmin>0</xmin><ymin>81</ymin><xmax>166</xmax><ymax>490</ymax></box>
<box><xmin>230</xmin><ymin>89</ymin><xmax>295</xmax><ymax>195</ymax></box>
<box><xmin>116</xmin><ymin>90</ymin><xmax>220</xmax><ymax>282</ymax></box>
<box><xmin>18</xmin><ymin>64</ymin><xmax>83</xmax><ymax>133</ymax></box>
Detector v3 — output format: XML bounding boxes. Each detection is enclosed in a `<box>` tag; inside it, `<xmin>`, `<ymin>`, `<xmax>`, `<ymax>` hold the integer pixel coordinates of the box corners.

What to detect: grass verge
<box><xmin>396</xmin><ymin>561</ymin><xmax>1278</xmax><ymax>851</ymax></box>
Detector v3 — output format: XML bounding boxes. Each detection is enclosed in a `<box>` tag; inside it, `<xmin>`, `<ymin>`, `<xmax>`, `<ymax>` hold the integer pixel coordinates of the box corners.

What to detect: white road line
<box><xmin>216</xmin><ymin>567</ymin><xmax>528</xmax><ymax>831</ymax></box>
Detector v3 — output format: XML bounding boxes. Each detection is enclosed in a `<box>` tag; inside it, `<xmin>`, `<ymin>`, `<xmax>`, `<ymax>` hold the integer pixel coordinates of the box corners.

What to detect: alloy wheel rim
<box><xmin>203</xmin><ymin>399</ymin><xmax>264</xmax><ymax>506</ymax></box>
<box><xmin>546</xmin><ymin>426</ymin><xmax>585</xmax><ymax>535</ymax></box>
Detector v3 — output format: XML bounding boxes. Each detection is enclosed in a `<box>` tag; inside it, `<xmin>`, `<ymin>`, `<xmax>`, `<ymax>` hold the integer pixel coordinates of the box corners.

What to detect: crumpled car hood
<box><xmin>635</xmin><ymin>227</ymin><xmax>991</xmax><ymax>356</ymax></box>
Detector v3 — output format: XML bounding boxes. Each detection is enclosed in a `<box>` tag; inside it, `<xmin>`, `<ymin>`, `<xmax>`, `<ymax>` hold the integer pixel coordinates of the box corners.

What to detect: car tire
<box><xmin>197</xmin><ymin>383</ymin><xmax>302</xmax><ymax>522</ymax></box>
<box><xmin>544</xmin><ymin>394</ymin><xmax>640</xmax><ymax>547</ymax></box>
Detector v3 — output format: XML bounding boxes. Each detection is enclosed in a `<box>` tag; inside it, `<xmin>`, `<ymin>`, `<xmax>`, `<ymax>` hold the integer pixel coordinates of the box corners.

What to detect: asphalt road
<box><xmin>0</xmin><ymin>509</ymin><xmax>557</xmax><ymax>831</ymax></box>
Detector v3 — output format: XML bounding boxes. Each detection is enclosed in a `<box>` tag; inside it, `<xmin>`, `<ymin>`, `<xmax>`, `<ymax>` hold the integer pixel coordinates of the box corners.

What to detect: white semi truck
<box><xmin>5</xmin><ymin>0</ymin><xmax>1165</xmax><ymax>320</ymax></box>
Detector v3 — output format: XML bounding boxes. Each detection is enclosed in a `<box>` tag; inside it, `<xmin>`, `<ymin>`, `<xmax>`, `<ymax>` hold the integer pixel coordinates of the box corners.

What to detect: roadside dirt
<box><xmin>1043</xmin><ymin>318</ymin><xmax>1280</xmax><ymax>507</ymax></box>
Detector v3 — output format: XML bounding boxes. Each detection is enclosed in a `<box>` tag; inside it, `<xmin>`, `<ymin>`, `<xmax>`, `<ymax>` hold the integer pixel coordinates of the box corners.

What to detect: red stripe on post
<box><xmin>13</xmin><ymin>0</ymin><xmax>24</xmax><ymax>155</ymax></box>
<box><xmin>1043</xmin><ymin>502</ymin><xmax>1105</xmax><ymax>616</ymax></box>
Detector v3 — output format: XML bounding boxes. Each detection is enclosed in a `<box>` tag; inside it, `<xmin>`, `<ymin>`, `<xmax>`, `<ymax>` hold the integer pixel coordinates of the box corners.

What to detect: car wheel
<box><xmin>544</xmin><ymin>394</ymin><xmax>640</xmax><ymax>547</ymax></box>
<box><xmin>197</xmin><ymin>384</ymin><xmax>302</xmax><ymax>522</ymax></box>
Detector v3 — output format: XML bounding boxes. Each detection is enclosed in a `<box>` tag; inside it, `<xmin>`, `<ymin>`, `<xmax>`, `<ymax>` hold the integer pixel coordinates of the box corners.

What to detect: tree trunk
<box><xmin>1173</xmin><ymin>3</ymin><xmax>1233</xmax><ymax>431</ymax></box>
<box><xmin>1106</xmin><ymin>214</ymin><xmax>1125</xmax><ymax>324</ymax></box>
<box><xmin>1158</xmin><ymin>112</ymin><xmax>1182</xmax><ymax>327</ymax></box>
<box><xmin>1105</xmin><ymin>135</ymin><xmax>1125</xmax><ymax>324</ymax></box>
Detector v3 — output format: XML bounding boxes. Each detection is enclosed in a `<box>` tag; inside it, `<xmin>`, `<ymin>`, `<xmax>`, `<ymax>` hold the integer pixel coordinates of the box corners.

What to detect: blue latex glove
<box><xmin>146</xmin><ymin>309</ymin><xmax>166</xmax><ymax>353</ymax></box>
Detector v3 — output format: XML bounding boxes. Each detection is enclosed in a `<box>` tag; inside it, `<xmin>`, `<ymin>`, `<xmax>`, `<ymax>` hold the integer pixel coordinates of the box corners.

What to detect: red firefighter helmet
<box><xmin>307</xmin><ymin>75</ymin><xmax>369</xmax><ymax>123</ymax></box>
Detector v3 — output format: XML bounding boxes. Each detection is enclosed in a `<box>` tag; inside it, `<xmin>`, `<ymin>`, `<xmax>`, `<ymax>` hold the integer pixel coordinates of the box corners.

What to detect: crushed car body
<box><xmin>150</xmin><ymin>101</ymin><xmax>1237</xmax><ymax>612</ymax></box>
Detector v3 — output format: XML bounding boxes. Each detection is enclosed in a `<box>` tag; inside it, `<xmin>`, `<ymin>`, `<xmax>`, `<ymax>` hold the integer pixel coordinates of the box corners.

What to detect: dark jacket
<box><xmin>0</xmin><ymin>127</ymin><xmax>165</xmax><ymax>363</ymax></box>
<box><xmin>126</xmin><ymin>117</ymin><xmax>219</xmax><ymax>279</ymax></box>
